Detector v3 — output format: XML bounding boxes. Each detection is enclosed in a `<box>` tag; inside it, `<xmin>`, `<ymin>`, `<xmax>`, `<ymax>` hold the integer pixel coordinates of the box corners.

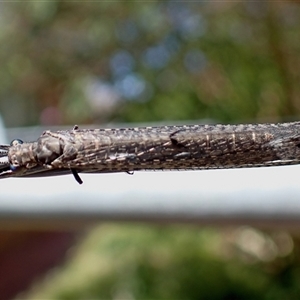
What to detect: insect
<box><xmin>1</xmin><ymin>122</ymin><xmax>300</xmax><ymax>184</ymax></box>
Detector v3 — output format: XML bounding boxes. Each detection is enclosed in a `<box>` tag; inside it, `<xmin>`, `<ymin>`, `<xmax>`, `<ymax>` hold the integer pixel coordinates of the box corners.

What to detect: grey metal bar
<box><xmin>1</xmin><ymin>166</ymin><xmax>300</xmax><ymax>230</ymax></box>
<box><xmin>1</xmin><ymin>124</ymin><xmax>300</xmax><ymax>230</ymax></box>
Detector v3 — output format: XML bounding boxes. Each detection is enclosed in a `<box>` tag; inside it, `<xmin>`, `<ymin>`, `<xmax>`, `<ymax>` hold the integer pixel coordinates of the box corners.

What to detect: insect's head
<box><xmin>7</xmin><ymin>139</ymin><xmax>38</xmax><ymax>171</ymax></box>
<box><xmin>0</xmin><ymin>141</ymin><xmax>29</xmax><ymax>178</ymax></box>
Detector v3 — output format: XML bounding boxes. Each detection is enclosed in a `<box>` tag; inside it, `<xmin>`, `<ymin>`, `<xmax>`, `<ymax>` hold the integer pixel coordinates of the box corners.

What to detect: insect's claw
<box><xmin>0</xmin><ymin>145</ymin><xmax>10</xmax><ymax>177</ymax></box>
<box><xmin>0</xmin><ymin>169</ymin><xmax>14</xmax><ymax>179</ymax></box>
<box><xmin>71</xmin><ymin>168</ymin><xmax>83</xmax><ymax>184</ymax></box>
<box><xmin>0</xmin><ymin>145</ymin><xmax>9</xmax><ymax>157</ymax></box>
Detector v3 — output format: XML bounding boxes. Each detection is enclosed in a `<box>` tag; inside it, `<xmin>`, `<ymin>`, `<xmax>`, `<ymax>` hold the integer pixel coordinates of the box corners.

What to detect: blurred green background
<box><xmin>1</xmin><ymin>1</ymin><xmax>300</xmax><ymax>299</ymax></box>
<box><xmin>1</xmin><ymin>1</ymin><xmax>300</xmax><ymax>128</ymax></box>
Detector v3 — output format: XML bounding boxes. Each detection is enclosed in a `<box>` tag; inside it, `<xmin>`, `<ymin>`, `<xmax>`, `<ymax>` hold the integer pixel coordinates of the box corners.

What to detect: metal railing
<box><xmin>1</xmin><ymin>122</ymin><xmax>300</xmax><ymax>230</ymax></box>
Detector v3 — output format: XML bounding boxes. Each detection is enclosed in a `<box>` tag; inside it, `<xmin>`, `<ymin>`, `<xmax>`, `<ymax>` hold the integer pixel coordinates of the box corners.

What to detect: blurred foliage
<box><xmin>19</xmin><ymin>224</ymin><xmax>300</xmax><ymax>300</ymax></box>
<box><xmin>0</xmin><ymin>2</ymin><xmax>300</xmax><ymax>126</ymax></box>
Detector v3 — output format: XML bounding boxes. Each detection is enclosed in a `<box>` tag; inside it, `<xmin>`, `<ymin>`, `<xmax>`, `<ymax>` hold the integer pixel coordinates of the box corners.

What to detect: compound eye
<box><xmin>10</xmin><ymin>139</ymin><xmax>23</xmax><ymax>147</ymax></box>
<box><xmin>10</xmin><ymin>164</ymin><xmax>19</xmax><ymax>171</ymax></box>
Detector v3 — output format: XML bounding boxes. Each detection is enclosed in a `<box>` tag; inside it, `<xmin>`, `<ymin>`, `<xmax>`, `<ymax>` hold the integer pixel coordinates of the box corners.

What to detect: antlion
<box><xmin>1</xmin><ymin>122</ymin><xmax>300</xmax><ymax>184</ymax></box>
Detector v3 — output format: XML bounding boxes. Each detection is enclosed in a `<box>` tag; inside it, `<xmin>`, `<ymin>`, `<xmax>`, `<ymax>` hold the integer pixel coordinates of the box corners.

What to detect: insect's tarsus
<box><xmin>71</xmin><ymin>168</ymin><xmax>83</xmax><ymax>184</ymax></box>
